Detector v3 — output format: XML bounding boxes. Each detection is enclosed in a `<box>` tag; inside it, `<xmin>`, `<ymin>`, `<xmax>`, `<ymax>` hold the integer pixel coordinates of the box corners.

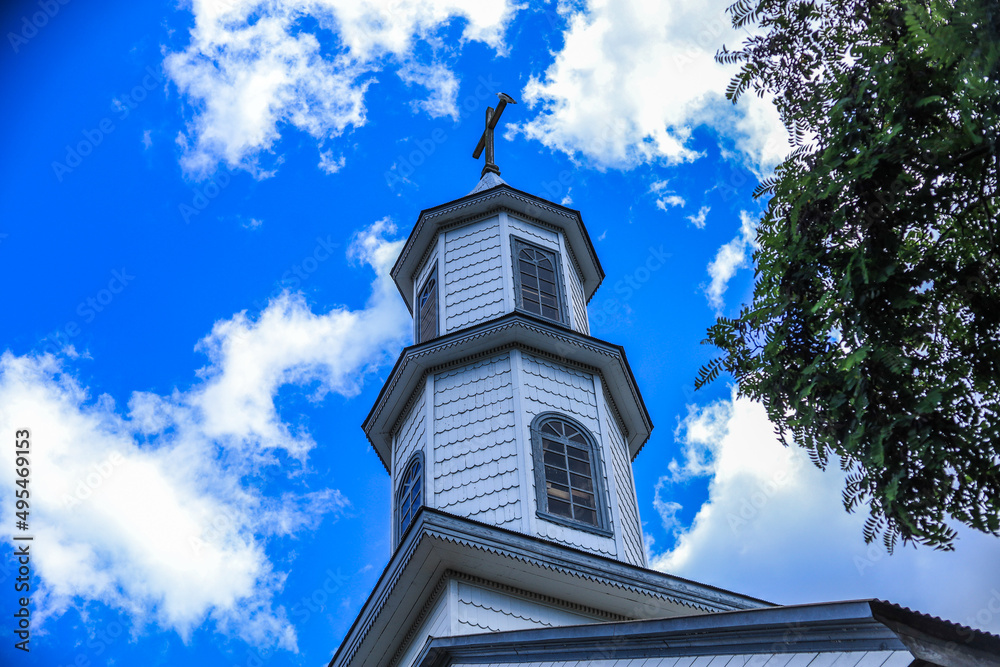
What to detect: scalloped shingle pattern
<box><xmin>455</xmin><ymin>582</ymin><xmax>599</xmax><ymax>634</ymax></box>
<box><xmin>509</xmin><ymin>216</ymin><xmax>559</xmax><ymax>247</ymax></box>
<box><xmin>433</xmin><ymin>355</ymin><xmax>521</xmax><ymax>528</ymax></box>
<box><xmin>393</xmin><ymin>390</ymin><xmax>426</xmax><ymax>477</ymax></box>
<box><xmin>445</xmin><ymin>219</ymin><xmax>505</xmax><ymax>332</ymax></box>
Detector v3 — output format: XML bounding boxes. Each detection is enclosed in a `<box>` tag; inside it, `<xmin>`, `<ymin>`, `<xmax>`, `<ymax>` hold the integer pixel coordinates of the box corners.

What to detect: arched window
<box><xmin>531</xmin><ymin>414</ymin><xmax>610</xmax><ymax>535</ymax></box>
<box><xmin>416</xmin><ymin>267</ymin><xmax>437</xmax><ymax>343</ymax></box>
<box><xmin>397</xmin><ymin>453</ymin><xmax>423</xmax><ymax>537</ymax></box>
<box><xmin>513</xmin><ymin>238</ymin><xmax>564</xmax><ymax>323</ymax></box>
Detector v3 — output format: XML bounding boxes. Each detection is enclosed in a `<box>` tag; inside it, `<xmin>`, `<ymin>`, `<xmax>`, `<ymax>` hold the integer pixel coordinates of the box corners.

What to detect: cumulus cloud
<box><xmin>705</xmin><ymin>209</ymin><xmax>757</xmax><ymax>313</ymax></box>
<box><xmin>0</xmin><ymin>221</ymin><xmax>410</xmax><ymax>649</ymax></box>
<box><xmin>649</xmin><ymin>389</ymin><xmax>1000</xmax><ymax>634</ymax></box>
<box><xmin>514</xmin><ymin>0</ymin><xmax>787</xmax><ymax>174</ymax></box>
<box><xmin>166</xmin><ymin>0</ymin><xmax>519</xmax><ymax>177</ymax></box>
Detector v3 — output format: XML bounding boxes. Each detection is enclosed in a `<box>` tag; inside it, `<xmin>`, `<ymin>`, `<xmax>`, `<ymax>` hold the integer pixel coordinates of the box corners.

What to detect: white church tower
<box><xmin>332</xmin><ymin>96</ymin><xmax>768</xmax><ymax>667</ymax></box>
<box><xmin>329</xmin><ymin>94</ymin><xmax>1000</xmax><ymax>667</ymax></box>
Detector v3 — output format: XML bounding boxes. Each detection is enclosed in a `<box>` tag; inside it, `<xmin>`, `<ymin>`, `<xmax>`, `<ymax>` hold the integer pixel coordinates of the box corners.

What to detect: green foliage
<box><xmin>702</xmin><ymin>0</ymin><xmax>1000</xmax><ymax>549</ymax></box>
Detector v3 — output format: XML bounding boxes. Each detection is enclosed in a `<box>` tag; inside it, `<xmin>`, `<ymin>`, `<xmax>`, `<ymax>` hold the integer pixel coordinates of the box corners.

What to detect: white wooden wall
<box><xmin>454</xmin><ymin>580</ymin><xmax>605</xmax><ymax>633</ymax></box>
<box><xmin>388</xmin><ymin>350</ymin><xmax>647</xmax><ymax>566</ymax></box>
<box><xmin>443</xmin><ymin>216</ymin><xmax>505</xmax><ymax>333</ymax></box>
<box><xmin>518</xmin><ymin>352</ymin><xmax>619</xmax><ymax>559</ymax></box>
<box><xmin>433</xmin><ymin>354</ymin><xmax>521</xmax><ymax>529</ymax></box>
<box><xmin>395</xmin><ymin>577</ymin><xmax>613</xmax><ymax>667</ymax></box>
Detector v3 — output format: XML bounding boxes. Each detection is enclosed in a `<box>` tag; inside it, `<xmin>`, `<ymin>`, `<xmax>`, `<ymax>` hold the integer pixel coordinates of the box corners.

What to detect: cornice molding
<box><xmin>363</xmin><ymin>312</ymin><xmax>652</xmax><ymax>469</ymax></box>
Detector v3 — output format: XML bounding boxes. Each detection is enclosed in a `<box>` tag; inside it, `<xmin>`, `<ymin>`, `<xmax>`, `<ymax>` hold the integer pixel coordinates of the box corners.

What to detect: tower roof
<box><xmin>391</xmin><ymin>183</ymin><xmax>605</xmax><ymax>314</ymax></box>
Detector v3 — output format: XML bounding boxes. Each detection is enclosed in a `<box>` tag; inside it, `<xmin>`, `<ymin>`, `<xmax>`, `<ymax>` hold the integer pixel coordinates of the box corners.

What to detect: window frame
<box><xmin>530</xmin><ymin>412</ymin><xmax>612</xmax><ymax>537</ymax></box>
<box><xmin>511</xmin><ymin>236</ymin><xmax>568</xmax><ymax>325</ymax></box>
<box><xmin>414</xmin><ymin>263</ymin><xmax>438</xmax><ymax>344</ymax></box>
<box><xmin>395</xmin><ymin>452</ymin><xmax>425</xmax><ymax>542</ymax></box>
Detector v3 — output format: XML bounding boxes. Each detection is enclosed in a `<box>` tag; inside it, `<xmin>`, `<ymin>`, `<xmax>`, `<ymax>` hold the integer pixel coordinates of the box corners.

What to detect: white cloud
<box><xmin>514</xmin><ymin>0</ymin><xmax>787</xmax><ymax>173</ymax></box>
<box><xmin>318</xmin><ymin>151</ymin><xmax>347</xmax><ymax>175</ymax></box>
<box><xmin>165</xmin><ymin>0</ymin><xmax>519</xmax><ymax>177</ymax></box>
<box><xmin>650</xmin><ymin>179</ymin><xmax>686</xmax><ymax>210</ymax></box>
<box><xmin>398</xmin><ymin>62</ymin><xmax>461</xmax><ymax>120</ymax></box>
<box><xmin>0</xmin><ymin>221</ymin><xmax>410</xmax><ymax>649</ymax></box>
<box><xmin>705</xmin><ymin>209</ymin><xmax>756</xmax><ymax>313</ymax></box>
<box><xmin>686</xmin><ymin>205</ymin><xmax>709</xmax><ymax>229</ymax></box>
<box><xmin>649</xmin><ymin>389</ymin><xmax>1000</xmax><ymax>634</ymax></box>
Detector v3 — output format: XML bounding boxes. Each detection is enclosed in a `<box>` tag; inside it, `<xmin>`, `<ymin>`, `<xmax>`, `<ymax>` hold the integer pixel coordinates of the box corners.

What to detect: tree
<box><xmin>698</xmin><ymin>0</ymin><xmax>1000</xmax><ymax>549</ymax></box>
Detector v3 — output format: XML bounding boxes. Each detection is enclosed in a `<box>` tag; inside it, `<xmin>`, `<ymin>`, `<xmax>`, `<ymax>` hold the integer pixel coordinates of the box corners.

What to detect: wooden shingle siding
<box><xmin>509</xmin><ymin>216</ymin><xmax>560</xmax><ymax>247</ymax></box>
<box><xmin>455</xmin><ymin>582</ymin><xmax>600</xmax><ymax>634</ymax></box>
<box><xmin>520</xmin><ymin>353</ymin><xmax>617</xmax><ymax>558</ymax></box>
<box><xmin>448</xmin><ymin>652</ymin><xmax>914</xmax><ymax>667</ymax></box>
<box><xmin>606</xmin><ymin>413</ymin><xmax>645</xmax><ymax>566</ymax></box>
<box><xmin>394</xmin><ymin>390</ymin><xmax>426</xmax><ymax>478</ymax></box>
<box><xmin>444</xmin><ymin>218</ymin><xmax>505</xmax><ymax>332</ymax></box>
<box><xmin>433</xmin><ymin>354</ymin><xmax>521</xmax><ymax>528</ymax></box>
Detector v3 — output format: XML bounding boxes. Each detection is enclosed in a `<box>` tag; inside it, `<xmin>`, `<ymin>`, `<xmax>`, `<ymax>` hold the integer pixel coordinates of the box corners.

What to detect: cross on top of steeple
<box><xmin>472</xmin><ymin>92</ymin><xmax>517</xmax><ymax>178</ymax></box>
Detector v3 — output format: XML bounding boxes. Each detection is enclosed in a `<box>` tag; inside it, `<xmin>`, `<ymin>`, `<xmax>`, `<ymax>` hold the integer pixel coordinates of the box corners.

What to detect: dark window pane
<box><xmin>541</xmin><ymin>423</ymin><xmax>559</xmax><ymax>435</ymax></box>
<box><xmin>568</xmin><ymin>458</ymin><xmax>591</xmax><ymax>475</ymax></box>
<box><xmin>567</xmin><ymin>445</ymin><xmax>589</xmax><ymax>461</ymax></box>
<box><xmin>538</xmin><ymin>267</ymin><xmax>555</xmax><ymax>283</ymax></box>
<box><xmin>574</xmin><ymin>507</ymin><xmax>597</xmax><ymax>525</ymax></box>
<box><xmin>542</xmin><ymin>438</ymin><xmax>564</xmax><ymax>453</ymax></box>
<box><xmin>573</xmin><ymin>489</ymin><xmax>595</xmax><ymax>508</ymax></box>
<box><xmin>546</xmin><ymin>465</ymin><xmax>568</xmax><ymax>485</ymax></box>
<box><xmin>548</xmin><ymin>498</ymin><xmax>572</xmax><ymax>518</ymax></box>
<box><xmin>542</xmin><ymin>306</ymin><xmax>559</xmax><ymax>320</ymax></box>
<box><xmin>570</xmin><ymin>473</ymin><xmax>593</xmax><ymax>492</ymax></box>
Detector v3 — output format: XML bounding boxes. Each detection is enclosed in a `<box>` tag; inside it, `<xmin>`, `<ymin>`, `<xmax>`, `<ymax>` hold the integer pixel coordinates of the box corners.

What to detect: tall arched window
<box><xmin>397</xmin><ymin>453</ymin><xmax>424</xmax><ymax>537</ymax></box>
<box><xmin>531</xmin><ymin>414</ymin><xmax>610</xmax><ymax>535</ymax></box>
<box><xmin>513</xmin><ymin>238</ymin><xmax>564</xmax><ymax>323</ymax></box>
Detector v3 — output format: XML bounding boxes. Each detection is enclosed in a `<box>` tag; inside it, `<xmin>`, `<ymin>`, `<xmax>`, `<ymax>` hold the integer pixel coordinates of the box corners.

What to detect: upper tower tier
<box><xmin>390</xmin><ymin>174</ymin><xmax>605</xmax><ymax>341</ymax></box>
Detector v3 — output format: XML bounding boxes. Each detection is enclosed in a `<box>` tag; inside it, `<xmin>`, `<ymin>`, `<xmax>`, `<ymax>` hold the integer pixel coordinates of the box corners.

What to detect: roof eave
<box><xmin>361</xmin><ymin>312</ymin><xmax>653</xmax><ymax>473</ymax></box>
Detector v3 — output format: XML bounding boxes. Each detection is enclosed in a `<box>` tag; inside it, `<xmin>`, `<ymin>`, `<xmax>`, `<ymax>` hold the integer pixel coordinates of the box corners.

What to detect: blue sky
<box><xmin>2</xmin><ymin>0</ymin><xmax>998</xmax><ymax>665</ymax></box>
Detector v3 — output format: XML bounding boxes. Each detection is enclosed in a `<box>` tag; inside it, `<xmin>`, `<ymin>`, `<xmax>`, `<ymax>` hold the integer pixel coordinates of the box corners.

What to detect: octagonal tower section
<box><xmin>364</xmin><ymin>177</ymin><xmax>653</xmax><ymax>568</ymax></box>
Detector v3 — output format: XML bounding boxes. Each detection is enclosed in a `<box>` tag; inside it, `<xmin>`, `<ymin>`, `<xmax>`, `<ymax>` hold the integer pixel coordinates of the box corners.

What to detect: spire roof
<box><xmin>469</xmin><ymin>170</ymin><xmax>507</xmax><ymax>194</ymax></box>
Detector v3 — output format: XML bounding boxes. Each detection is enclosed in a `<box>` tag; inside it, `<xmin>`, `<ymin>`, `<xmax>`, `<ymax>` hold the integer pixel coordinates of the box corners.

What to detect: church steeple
<box><xmin>365</xmin><ymin>128</ymin><xmax>653</xmax><ymax>566</ymax></box>
<box><xmin>337</xmin><ymin>101</ymin><xmax>769</xmax><ymax>667</ymax></box>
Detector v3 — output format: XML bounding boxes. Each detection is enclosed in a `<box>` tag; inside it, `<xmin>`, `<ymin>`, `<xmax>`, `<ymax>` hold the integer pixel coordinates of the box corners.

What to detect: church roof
<box><xmin>328</xmin><ymin>508</ymin><xmax>772</xmax><ymax>667</ymax></box>
<box><xmin>412</xmin><ymin>598</ymin><xmax>1000</xmax><ymax>667</ymax></box>
<box><xmin>469</xmin><ymin>171</ymin><xmax>507</xmax><ymax>194</ymax></box>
